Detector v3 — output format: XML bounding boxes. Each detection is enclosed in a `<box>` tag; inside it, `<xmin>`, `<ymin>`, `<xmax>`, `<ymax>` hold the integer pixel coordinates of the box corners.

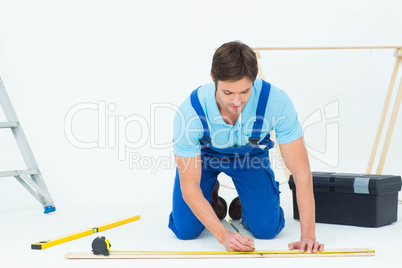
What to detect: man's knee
<box><xmin>175</xmin><ymin>227</ymin><xmax>203</xmax><ymax>240</ymax></box>
<box><xmin>244</xmin><ymin>218</ymin><xmax>284</xmax><ymax>239</ymax></box>
<box><xmin>169</xmin><ymin>213</ymin><xmax>204</xmax><ymax>240</ymax></box>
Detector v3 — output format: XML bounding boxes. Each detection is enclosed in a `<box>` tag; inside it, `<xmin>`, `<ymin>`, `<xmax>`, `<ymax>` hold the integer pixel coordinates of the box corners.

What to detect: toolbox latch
<box><xmin>353</xmin><ymin>177</ymin><xmax>370</xmax><ymax>194</ymax></box>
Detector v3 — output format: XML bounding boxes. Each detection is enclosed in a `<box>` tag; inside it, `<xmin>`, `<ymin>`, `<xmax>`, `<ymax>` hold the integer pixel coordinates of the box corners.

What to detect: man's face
<box><xmin>215</xmin><ymin>76</ymin><xmax>253</xmax><ymax>117</ymax></box>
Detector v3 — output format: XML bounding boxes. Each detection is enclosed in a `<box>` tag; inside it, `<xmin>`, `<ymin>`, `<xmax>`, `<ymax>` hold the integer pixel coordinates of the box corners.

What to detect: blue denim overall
<box><xmin>169</xmin><ymin>80</ymin><xmax>285</xmax><ymax>239</ymax></box>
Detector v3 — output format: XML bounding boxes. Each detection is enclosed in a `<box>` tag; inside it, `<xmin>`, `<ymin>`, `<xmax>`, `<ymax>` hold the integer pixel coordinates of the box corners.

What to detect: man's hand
<box><xmin>221</xmin><ymin>232</ymin><xmax>255</xmax><ymax>252</ymax></box>
<box><xmin>288</xmin><ymin>237</ymin><xmax>324</xmax><ymax>253</ymax></box>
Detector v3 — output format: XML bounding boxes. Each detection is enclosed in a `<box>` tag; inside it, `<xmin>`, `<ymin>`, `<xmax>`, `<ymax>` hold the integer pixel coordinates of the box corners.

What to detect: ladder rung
<box><xmin>0</xmin><ymin>169</ymin><xmax>39</xmax><ymax>178</ymax></box>
<box><xmin>0</xmin><ymin>121</ymin><xmax>18</xmax><ymax>128</ymax></box>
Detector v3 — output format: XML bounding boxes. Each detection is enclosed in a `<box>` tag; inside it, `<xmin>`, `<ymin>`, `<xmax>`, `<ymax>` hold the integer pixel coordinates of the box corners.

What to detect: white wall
<box><xmin>1</xmin><ymin>0</ymin><xmax>401</xmax><ymax>207</ymax></box>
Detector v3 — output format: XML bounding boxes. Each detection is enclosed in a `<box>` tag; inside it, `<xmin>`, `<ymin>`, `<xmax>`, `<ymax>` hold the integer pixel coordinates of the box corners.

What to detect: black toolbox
<box><xmin>288</xmin><ymin>172</ymin><xmax>402</xmax><ymax>227</ymax></box>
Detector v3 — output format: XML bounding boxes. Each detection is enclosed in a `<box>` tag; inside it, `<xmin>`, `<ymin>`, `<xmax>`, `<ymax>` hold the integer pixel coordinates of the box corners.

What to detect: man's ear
<box><xmin>210</xmin><ymin>74</ymin><xmax>215</xmax><ymax>83</ymax></box>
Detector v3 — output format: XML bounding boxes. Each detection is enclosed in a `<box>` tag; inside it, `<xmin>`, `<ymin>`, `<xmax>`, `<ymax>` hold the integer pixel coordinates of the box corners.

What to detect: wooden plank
<box><xmin>65</xmin><ymin>248</ymin><xmax>375</xmax><ymax>259</ymax></box>
<box><xmin>255</xmin><ymin>50</ymin><xmax>265</xmax><ymax>80</ymax></box>
<box><xmin>367</xmin><ymin>53</ymin><xmax>401</xmax><ymax>173</ymax></box>
<box><xmin>31</xmin><ymin>215</ymin><xmax>140</xmax><ymax>250</ymax></box>
<box><xmin>376</xmin><ymin>73</ymin><xmax>402</xmax><ymax>174</ymax></box>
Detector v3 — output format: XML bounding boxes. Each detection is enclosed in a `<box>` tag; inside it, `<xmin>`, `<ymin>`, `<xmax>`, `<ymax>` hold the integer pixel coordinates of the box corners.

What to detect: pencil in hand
<box><xmin>225</xmin><ymin>219</ymin><xmax>255</xmax><ymax>251</ymax></box>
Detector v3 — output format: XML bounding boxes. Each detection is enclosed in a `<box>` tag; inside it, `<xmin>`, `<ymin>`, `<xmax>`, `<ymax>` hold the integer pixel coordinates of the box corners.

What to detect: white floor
<box><xmin>2</xmin><ymin>177</ymin><xmax>401</xmax><ymax>268</ymax></box>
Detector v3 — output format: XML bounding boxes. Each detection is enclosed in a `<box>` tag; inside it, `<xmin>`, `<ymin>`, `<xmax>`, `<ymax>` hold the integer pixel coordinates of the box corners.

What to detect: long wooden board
<box><xmin>65</xmin><ymin>248</ymin><xmax>375</xmax><ymax>259</ymax></box>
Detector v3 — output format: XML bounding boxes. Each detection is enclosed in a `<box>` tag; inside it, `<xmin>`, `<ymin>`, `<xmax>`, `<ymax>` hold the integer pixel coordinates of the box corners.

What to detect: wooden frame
<box><xmin>253</xmin><ymin>46</ymin><xmax>402</xmax><ymax>178</ymax></box>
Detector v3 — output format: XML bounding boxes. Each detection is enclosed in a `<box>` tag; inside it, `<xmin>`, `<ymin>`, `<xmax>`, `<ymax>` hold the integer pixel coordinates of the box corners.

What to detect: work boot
<box><xmin>211</xmin><ymin>180</ymin><xmax>227</xmax><ymax>220</ymax></box>
<box><xmin>229</xmin><ymin>196</ymin><xmax>242</xmax><ymax>220</ymax></box>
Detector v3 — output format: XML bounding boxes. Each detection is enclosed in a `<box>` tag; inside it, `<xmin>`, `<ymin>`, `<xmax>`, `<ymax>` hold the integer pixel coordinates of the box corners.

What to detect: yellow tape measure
<box><xmin>110</xmin><ymin>249</ymin><xmax>375</xmax><ymax>254</ymax></box>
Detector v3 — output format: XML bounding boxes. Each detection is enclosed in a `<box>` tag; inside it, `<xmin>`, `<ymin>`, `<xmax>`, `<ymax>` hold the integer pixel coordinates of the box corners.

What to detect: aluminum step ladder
<box><xmin>0</xmin><ymin>76</ymin><xmax>55</xmax><ymax>213</ymax></box>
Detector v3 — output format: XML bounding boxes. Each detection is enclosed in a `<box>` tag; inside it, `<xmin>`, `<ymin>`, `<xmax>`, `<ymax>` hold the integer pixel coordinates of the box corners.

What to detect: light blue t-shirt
<box><xmin>173</xmin><ymin>78</ymin><xmax>302</xmax><ymax>158</ymax></box>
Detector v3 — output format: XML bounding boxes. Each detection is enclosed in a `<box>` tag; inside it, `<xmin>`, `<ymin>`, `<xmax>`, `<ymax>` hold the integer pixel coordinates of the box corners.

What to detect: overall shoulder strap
<box><xmin>190</xmin><ymin>87</ymin><xmax>211</xmax><ymax>142</ymax></box>
<box><xmin>249</xmin><ymin>80</ymin><xmax>271</xmax><ymax>144</ymax></box>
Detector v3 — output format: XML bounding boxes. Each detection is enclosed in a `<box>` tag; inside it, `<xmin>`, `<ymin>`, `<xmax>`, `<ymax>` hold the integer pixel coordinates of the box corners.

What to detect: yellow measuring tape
<box><xmin>110</xmin><ymin>249</ymin><xmax>375</xmax><ymax>255</ymax></box>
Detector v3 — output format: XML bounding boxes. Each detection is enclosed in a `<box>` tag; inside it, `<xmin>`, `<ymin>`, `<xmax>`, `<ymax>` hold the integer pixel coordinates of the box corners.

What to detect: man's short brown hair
<box><xmin>211</xmin><ymin>41</ymin><xmax>258</xmax><ymax>83</ymax></box>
